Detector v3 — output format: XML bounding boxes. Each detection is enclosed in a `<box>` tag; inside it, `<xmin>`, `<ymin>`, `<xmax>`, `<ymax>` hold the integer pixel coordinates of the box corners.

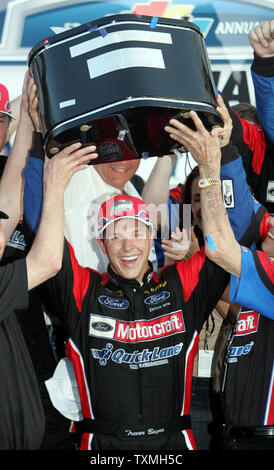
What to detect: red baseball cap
<box><xmin>0</xmin><ymin>84</ymin><xmax>15</xmax><ymax>120</ymax></box>
<box><xmin>98</xmin><ymin>195</ymin><xmax>153</xmax><ymax>235</ymax></box>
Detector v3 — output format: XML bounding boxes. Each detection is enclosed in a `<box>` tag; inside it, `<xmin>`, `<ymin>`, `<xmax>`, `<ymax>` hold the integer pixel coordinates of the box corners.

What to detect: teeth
<box><xmin>121</xmin><ymin>256</ymin><xmax>138</xmax><ymax>261</ymax></box>
<box><xmin>113</xmin><ymin>168</ymin><xmax>126</xmax><ymax>172</ymax></box>
<box><xmin>268</xmin><ymin>231</ymin><xmax>274</xmax><ymax>240</ymax></box>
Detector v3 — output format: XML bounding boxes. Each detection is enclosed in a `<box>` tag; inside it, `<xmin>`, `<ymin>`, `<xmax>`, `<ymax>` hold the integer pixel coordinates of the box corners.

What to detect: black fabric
<box><xmin>0</xmin><ymin>259</ymin><xmax>45</xmax><ymax>449</ymax></box>
<box><xmin>0</xmin><ymin>213</ymin><xmax>74</xmax><ymax>449</ymax></box>
<box><xmin>74</xmin><ymin>415</ymin><xmax>191</xmax><ymax>437</ymax></box>
<box><xmin>229</xmin><ymin>105</ymin><xmax>274</xmax><ymax>214</ymax></box>
<box><xmin>251</xmin><ymin>53</ymin><xmax>274</xmax><ymax>77</ymax></box>
<box><xmin>30</xmin><ymin>132</ymin><xmax>45</xmax><ymax>160</ymax></box>
<box><xmin>220</xmin><ymin>307</ymin><xmax>274</xmax><ymax>427</ymax></box>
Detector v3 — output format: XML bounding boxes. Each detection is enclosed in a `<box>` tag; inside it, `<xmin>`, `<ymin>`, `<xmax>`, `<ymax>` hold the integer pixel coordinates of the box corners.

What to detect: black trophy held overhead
<box><xmin>28</xmin><ymin>14</ymin><xmax>221</xmax><ymax>164</ymax></box>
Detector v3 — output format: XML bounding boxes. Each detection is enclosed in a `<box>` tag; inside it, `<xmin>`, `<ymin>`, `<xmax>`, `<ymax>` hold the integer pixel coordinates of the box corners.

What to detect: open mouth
<box><xmin>267</xmin><ymin>231</ymin><xmax>274</xmax><ymax>240</ymax></box>
<box><xmin>120</xmin><ymin>255</ymin><xmax>139</xmax><ymax>265</ymax></box>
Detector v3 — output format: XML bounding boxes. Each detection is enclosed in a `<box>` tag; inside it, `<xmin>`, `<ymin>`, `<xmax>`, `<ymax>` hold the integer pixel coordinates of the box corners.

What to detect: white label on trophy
<box><xmin>87</xmin><ymin>47</ymin><xmax>165</xmax><ymax>79</ymax></box>
<box><xmin>59</xmin><ymin>99</ymin><xmax>76</xmax><ymax>109</ymax></box>
<box><xmin>70</xmin><ymin>30</ymin><xmax>172</xmax><ymax>58</ymax></box>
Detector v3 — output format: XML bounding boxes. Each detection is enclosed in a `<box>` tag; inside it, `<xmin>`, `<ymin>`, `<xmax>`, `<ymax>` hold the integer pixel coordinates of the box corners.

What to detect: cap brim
<box><xmin>0</xmin><ymin>210</ymin><xmax>9</xmax><ymax>219</ymax></box>
<box><xmin>97</xmin><ymin>215</ymin><xmax>153</xmax><ymax>237</ymax></box>
<box><xmin>0</xmin><ymin>110</ymin><xmax>16</xmax><ymax>120</ymax></box>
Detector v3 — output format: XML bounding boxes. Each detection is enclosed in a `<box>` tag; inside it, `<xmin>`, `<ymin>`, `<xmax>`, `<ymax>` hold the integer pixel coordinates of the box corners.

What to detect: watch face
<box><xmin>198</xmin><ymin>179</ymin><xmax>208</xmax><ymax>188</ymax></box>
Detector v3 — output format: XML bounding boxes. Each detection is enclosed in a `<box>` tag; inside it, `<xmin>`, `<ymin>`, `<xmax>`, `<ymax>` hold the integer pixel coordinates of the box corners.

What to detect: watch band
<box><xmin>198</xmin><ymin>178</ymin><xmax>221</xmax><ymax>189</ymax></box>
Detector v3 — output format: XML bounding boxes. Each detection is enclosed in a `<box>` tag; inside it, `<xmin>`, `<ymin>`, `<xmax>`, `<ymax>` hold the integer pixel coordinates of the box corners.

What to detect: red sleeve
<box><xmin>169</xmin><ymin>184</ymin><xmax>184</xmax><ymax>203</ymax></box>
<box><xmin>237</xmin><ymin>115</ymin><xmax>266</xmax><ymax>175</ymax></box>
<box><xmin>256</xmin><ymin>250</ymin><xmax>274</xmax><ymax>284</ymax></box>
<box><xmin>67</xmin><ymin>241</ymin><xmax>91</xmax><ymax>313</ymax></box>
<box><xmin>175</xmin><ymin>246</ymin><xmax>207</xmax><ymax>302</ymax></box>
<box><xmin>259</xmin><ymin>212</ymin><xmax>271</xmax><ymax>242</ymax></box>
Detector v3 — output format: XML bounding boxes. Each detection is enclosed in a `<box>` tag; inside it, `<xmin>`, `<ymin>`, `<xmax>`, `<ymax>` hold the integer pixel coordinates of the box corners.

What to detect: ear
<box><xmin>97</xmin><ymin>237</ymin><xmax>106</xmax><ymax>255</ymax></box>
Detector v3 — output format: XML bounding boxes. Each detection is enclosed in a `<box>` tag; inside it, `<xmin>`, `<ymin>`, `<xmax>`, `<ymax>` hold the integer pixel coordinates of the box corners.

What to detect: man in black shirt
<box><xmin>0</xmin><ymin>72</ymin><xmax>97</xmax><ymax>449</ymax></box>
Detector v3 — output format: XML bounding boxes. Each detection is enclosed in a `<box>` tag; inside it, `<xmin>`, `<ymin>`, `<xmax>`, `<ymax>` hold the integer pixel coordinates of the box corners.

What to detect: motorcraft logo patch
<box><xmin>89</xmin><ymin>310</ymin><xmax>185</xmax><ymax>342</ymax></box>
<box><xmin>235</xmin><ymin>311</ymin><xmax>259</xmax><ymax>336</ymax></box>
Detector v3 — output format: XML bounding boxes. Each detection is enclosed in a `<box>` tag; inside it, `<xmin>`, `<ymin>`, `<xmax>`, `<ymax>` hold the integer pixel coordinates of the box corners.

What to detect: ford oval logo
<box><xmin>144</xmin><ymin>291</ymin><xmax>171</xmax><ymax>305</ymax></box>
<box><xmin>92</xmin><ymin>321</ymin><xmax>113</xmax><ymax>332</ymax></box>
<box><xmin>98</xmin><ymin>295</ymin><xmax>129</xmax><ymax>309</ymax></box>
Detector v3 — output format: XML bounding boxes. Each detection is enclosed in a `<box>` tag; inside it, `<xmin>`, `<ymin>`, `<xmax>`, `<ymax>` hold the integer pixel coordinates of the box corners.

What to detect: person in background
<box><xmin>23</xmin><ymin>77</ymin><xmax>156</xmax><ymax>274</ymax></box>
<box><xmin>228</xmin><ymin>20</ymin><xmax>274</xmax><ymax>214</ymax></box>
<box><xmin>0</xmin><ymin>71</ymin><xmax>97</xmax><ymax>449</ymax></box>
<box><xmin>249</xmin><ymin>20</ymin><xmax>274</xmax><ymax>143</ymax></box>
<box><xmin>0</xmin><ymin>74</ymin><xmax>97</xmax><ymax>449</ymax></box>
<box><xmin>165</xmin><ymin>108</ymin><xmax>273</xmax><ymax>450</ymax></box>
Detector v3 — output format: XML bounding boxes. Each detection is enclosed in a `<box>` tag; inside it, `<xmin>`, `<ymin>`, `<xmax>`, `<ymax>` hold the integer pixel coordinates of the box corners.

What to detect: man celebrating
<box><xmin>44</xmin><ymin>172</ymin><xmax>259</xmax><ymax>450</ymax></box>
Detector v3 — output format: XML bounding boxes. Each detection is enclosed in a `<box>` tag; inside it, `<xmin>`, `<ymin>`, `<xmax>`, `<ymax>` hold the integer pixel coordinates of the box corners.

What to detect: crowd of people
<box><xmin>0</xmin><ymin>18</ymin><xmax>272</xmax><ymax>452</ymax></box>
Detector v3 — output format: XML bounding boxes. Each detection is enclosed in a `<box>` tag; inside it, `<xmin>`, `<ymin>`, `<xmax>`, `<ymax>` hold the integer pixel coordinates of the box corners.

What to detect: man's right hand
<box><xmin>43</xmin><ymin>143</ymin><xmax>98</xmax><ymax>193</ymax></box>
<box><xmin>249</xmin><ymin>20</ymin><xmax>274</xmax><ymax>58</ymax></box>
<box><xmin>27</xmin><ymin>74</ymin><xmax>43</xmax><ymax>133</ymax></box>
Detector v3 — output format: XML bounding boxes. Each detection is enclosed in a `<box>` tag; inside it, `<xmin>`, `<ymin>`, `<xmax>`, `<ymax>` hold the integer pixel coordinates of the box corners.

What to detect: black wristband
<box><xmin>221</xmin><ymin>143</ymin><xmax>240</xmax><ymax>166</ymax></box>
<box><xmin>30</xmin><ymin>132</ymin><xmax>44</xmax><ymax>160</ymax></box>
<box><xmin>251</xmin><ymin>52</ymin><xmax>274</xmax><ymax>77</ymax></box>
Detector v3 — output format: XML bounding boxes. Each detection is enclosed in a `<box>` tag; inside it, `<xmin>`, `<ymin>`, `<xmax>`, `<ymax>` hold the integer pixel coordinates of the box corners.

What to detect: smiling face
<box><xmin>261</xmin><ymin>216</ymin><xmax>274</xmax><ymax>257</ymax></box>
<box><xmin>97</xmin><ymin>218</ymin><xmax>155</xmax><ymax>283</ymax></box>
<box><xmin>94</xmin><ymin>159</ymin><xmax>140</xmax><ymax>190</ymax></box>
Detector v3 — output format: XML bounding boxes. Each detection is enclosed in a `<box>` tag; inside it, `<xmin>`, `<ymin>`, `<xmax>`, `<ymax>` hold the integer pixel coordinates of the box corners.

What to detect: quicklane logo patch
<box><xmin>89</xmin><ymin>311</ymin><xmax>185</xmax><ymax>342</ymax></box>
<box><xmin>227</xmin><ymin>341</ymin><xmax>254</xmax><ymax>363</ymax></box>
<box><xmin>91</xmin><ymin>341</ymin><xmax>183</xmax><ymax>369</ymax></box>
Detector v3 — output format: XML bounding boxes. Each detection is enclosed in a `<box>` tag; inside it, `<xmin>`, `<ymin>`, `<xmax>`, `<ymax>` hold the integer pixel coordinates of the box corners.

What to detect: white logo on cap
<box><xmin>110</xmin><ymin>200</ymin><xmax>133</xmax><ymax>216</ymax></box>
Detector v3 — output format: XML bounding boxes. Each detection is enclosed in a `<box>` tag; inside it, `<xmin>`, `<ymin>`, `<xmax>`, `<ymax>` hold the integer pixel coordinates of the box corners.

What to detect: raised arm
<box><xmin>249</xmin><ymin>20</ymin><xmax>274</xmax><ymax>142</ymax></box>
<box><xmin>26</xmin><ymin>143</ymin><xmax>98</xmax><ymax>290</ymax></box>
<box><xmin>165</xmin><ymin>95</ymin><xmax>267</xmax><ymax>247</ymax></box>
<box><xmin>0</xmin><ymin>72</ymin><xmax>34</xmax><ymax>244</ymax></box>
<box><xmin>23</xmin><ymin>77</ymin><xmax>45</xmax><ymax>233</ymax></box>
<box><xmin>141</xmin><ymin>154</ymin><xmax>177</xmax><ymax>231</ymax></box>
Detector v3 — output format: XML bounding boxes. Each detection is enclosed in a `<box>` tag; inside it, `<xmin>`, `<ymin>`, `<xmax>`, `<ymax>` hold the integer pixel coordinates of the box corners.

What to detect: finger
<box><xmin>22</xmin><ymin>71</ymin><xmax>30</xmax><ymax>94</ymax></box>
<box><xmin>215</xmin><ymin>95</ymin><xmax>230</xmax><ymax>123</ymax></box>
<box><xmin>211</xmin><ymin>126</ymin><xmax>225</xmax><ymax>141</ymax></box>
<box><xmin>161</xmin><ymin>240</ymin><xmax>175</xmax><ymax>250</ymax></box>
<box><xmin>166</xmin><ymin>131</ymin><xmax>190</xmax><ymax>148</ymax></box>
<box><xmin>165</xmin><ymin>126</ymin><xmax>195</xmax><ymax>149</ymax></box>
<box><xmin>171</xmin><ymin>227</ymin><xmax>186</xmax><ymax>241</ymax></box>
<box><xmin>59</xmin><ymin>142</ymin><xmax>82</xmax><ymax>157</ymax></box>
<box><xmin>253</xmin><ymin>24</ymin><xmax>269</xmax><ymax>47</ymax></box>
<box><xmin>163</xmin><ymin>252</ymin><xmax>181</xmax><ymax>260</ymax></box>
<box><xmin>67</xmin><ymin>146</ymin><xmax>98</xmax><ymax>166</ymax></box>
<box><xmin>188</xmin><ymin>110</ymin><xmax>209</xmax><ymax>135</ymax></box>
<box><xmin>166</xmin><ymin>119</ymin><xmax>196</xmax><ymax>139</ymax></box>
<box><xmin>70</xmin><ymin>163</ymin><xmax>90</xmax><ymax>175</ymax></box>
<box><xmin>259</xmin><ymin>21</ymin><xmax>273</xmax><ymax>42</ymax></box>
